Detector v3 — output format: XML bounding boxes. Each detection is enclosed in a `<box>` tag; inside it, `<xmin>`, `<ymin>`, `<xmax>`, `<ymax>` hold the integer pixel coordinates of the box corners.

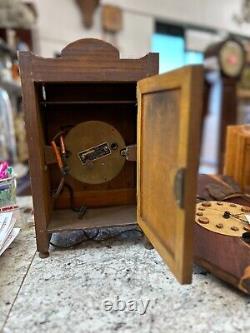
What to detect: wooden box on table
<box><xmin>19</xmin><ymin>38</ymin><xmax>204</xmax><ymax>285</ymax></box>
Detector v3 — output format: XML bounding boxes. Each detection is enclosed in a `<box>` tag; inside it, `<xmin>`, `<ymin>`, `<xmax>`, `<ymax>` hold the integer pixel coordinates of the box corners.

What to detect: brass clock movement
<box><xmin>64</xmin><ymin>121</ymin><xmax>126</xmax><ymax>184</ymax></box>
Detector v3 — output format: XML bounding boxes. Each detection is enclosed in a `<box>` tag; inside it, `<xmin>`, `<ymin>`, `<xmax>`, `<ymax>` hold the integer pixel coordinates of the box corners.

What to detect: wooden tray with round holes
<box><xmin>194</xmin><ymin>200</ymin><xmax>250</xmax><ymax>294</ymax></box>
<box><xmin>195</xmin><ymin>201</ymin><xmax>250</xmax><ymax>237</ymax></box>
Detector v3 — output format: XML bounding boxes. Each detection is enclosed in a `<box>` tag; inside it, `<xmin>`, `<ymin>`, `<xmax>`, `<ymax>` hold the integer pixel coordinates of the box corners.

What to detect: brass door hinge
<box><xmin>174</xmin><ymin>168</ymin><xmax>186</xmax><ymax>209</ymax></box>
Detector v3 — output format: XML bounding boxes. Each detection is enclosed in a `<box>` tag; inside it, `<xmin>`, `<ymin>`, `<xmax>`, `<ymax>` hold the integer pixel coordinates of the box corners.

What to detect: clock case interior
<box><xmin>40</xmin><ymin>82</ymin><xmax>137</xmax><ymax>208</ymax></box>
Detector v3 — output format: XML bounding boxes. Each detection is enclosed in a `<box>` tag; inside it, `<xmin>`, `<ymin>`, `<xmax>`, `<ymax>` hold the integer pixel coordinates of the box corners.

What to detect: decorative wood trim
<box><xmin>61</xmin><ymin>38</ymin><xmax>119</xmax><ymax>58</ymax></box>
<box><xmin>75</xmin><ymin>0</ymin><xmax>100</xmax><ymax>29</ymax></box>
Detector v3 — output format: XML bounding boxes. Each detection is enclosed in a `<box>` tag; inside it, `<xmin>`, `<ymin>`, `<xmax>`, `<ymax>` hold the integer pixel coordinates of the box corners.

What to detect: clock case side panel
<box><xmin>19</xmin><ymin>52</ymin><xmax>52</xmax><ymax>256</ymax></box>
<box><xmin>137</xmin><ymin>66</ymin><xmax>204</xmax><ymax>284</ymax></box>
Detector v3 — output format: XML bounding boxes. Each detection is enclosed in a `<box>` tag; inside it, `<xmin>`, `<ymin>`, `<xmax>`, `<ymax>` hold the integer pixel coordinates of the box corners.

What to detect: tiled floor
<box><xmin>0</xmin><ymin>197</ymin><xmax>250</xmax><ymax>333</ymax></box>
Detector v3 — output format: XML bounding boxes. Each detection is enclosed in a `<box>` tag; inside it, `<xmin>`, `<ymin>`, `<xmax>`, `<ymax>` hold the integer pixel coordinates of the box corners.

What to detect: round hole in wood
<box><xmin>196</xmin><ymin>212</ymin><xmax>203</xmax><ymax>216</ymax></box>
<box><xmin>241</xmin><ymin>206</ymin><xmax>250</xmax><ymax>213</ymax></box>
<box><xmin>216</xmin><ymin>223</ymin><xmax>224</xmax><ymax>229</ymax></box>
<box><xmin>231</xmin><ymin>226</ymin><xmax>239</xmax><ymax>231</ymax></box>
<box><xmin>202</xmin><ymin>202</ymin><xmax>211</xmax><ymax>207</ymax></box>
<box><xmin>198</xmin><ymin>217</ymin><xmax>209</xmax><ymax>224</ymax></box>
<box><xmin>242</xmin><ymin>232</ymin><xmax>250</xmax><ymax>244</ymax></box>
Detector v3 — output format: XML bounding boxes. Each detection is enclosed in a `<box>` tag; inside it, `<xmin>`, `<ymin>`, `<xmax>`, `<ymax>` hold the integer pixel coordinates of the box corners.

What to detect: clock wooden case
<box><xmin>19</xmin><ymin>38</ymin><xmax>204</xmax><ymax>284</ymax></box>
<box><xmin>203</xmin><ymin>39</ymin><xmax>246</xmax><ymax>171</ymax></box>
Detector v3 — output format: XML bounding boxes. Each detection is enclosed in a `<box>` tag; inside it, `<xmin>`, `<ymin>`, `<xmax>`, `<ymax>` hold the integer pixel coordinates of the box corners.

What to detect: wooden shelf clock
<box><xmin>204</xmin><ymin>39</ymin><xmax>246</xmax><ymax>171</ymax></box>
<box><xmin>19</xmin><ymin>39</ymin><xmax>204</xmax><ymax>284</ymax></box>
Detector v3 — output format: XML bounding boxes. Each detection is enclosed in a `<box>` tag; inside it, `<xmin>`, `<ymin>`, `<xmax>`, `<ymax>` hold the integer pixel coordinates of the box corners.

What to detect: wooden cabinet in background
<box><xmin>224</xmin><ymin>124</ymin><xmax>250</xmax><ymax>193</ymax></box>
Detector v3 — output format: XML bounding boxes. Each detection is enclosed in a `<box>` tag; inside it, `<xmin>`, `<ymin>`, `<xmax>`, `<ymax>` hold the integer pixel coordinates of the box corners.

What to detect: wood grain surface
<box><xmin>137</xmin><ymin>66</ymin><xmax>204</xmax><ymax>284</ymax></box>
<box><xmin>194</xmin><ymin>222</ymin><xmax>250</xmax><ymax>294</ymax></box>
<box><xmin>224</xmin><ymin>125</ymin><xmax>250</xmax><ymax>193</ymax></box>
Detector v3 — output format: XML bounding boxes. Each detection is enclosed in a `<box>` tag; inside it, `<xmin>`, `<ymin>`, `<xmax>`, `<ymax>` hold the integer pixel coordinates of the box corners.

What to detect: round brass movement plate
<box><xmin>195</xmin><ymin>201</ymin><xmax>250</xmax><ymax>237</ymax></box>
<box><xmin>65</xmin><ymin>121</ymin><xmax>126</xmax><ymax>184</ymax></box>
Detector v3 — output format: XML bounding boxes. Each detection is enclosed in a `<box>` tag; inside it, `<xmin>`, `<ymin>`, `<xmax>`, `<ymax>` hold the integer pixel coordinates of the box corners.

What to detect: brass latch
<box><xmin>45</xmin><ymin>143</ymin><xmax>138</xmax><ymax>164</ymax></box>
<box><xmin>120</xmin><ymin>144</ymin><xmax>137</xmax><ymax>161</ymax></box>
<box><xmin>174</xmin><ymin>168</ymin><xmax>186</xmax><ymax>209</ymax></box>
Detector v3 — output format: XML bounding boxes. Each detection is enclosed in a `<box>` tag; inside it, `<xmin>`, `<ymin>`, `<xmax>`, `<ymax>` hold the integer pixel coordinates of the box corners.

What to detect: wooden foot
<box><xmin>36</xmin><ymin>231</ymin><xmax>50</xmax><ymax>258</ymax></box>
<box><xmin>143</xmin><ymin>235</ymin><xmax>154</xmax><ymax>250</ymax></box>
<box><xmin>39</xmin><ymin>252</ymin><xmax>49</xmax><ymax>259</ymax></box>
<box><xmin>239</xmin><ymin>266</ymin><xmax>250</xmax><ymax>294</ymax></box>
<box><xmin>241</xmin><ymin>278</ymin><xmax>250</xmax><ymax>294</ymax></box>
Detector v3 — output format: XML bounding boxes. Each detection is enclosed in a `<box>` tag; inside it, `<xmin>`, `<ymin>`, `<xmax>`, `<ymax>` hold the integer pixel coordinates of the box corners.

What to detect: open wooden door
<box><xmin>137</xmin><ymin>65</ymin><xmax>204</xmax><ymax>284</ymax></box>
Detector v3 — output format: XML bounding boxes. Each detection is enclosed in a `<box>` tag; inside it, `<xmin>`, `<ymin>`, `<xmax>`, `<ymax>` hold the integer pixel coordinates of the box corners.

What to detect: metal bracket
<box><xmin>120</xmin><ymin>144</ymin><xmax>137</xmax><ymax>161</ymax></box>
<box><xmin>174</xmin><ymin>168</ymin><xmax>186</xmax><ymax>208</ymax></box>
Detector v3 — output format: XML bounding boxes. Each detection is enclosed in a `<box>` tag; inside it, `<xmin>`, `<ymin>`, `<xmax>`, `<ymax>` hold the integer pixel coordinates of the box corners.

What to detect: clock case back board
<box><xmin>19</xmin><ymin>38</ymin><xmax>204</xmax><ymax>285</ymax></box>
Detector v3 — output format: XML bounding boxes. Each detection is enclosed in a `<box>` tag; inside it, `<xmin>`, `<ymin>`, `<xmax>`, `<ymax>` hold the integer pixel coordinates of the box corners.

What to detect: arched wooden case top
<box><xmin>137</xmin><ymin>66</ymin><xmax>204</xmax><ymax>283</ymax></box>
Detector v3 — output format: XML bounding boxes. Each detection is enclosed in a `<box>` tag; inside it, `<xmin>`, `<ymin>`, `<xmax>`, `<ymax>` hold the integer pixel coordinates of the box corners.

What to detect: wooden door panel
<box><xmin>137</xmin><ymin>66</ymin><xmax>204</xmax><ymax>284</ymax></box>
